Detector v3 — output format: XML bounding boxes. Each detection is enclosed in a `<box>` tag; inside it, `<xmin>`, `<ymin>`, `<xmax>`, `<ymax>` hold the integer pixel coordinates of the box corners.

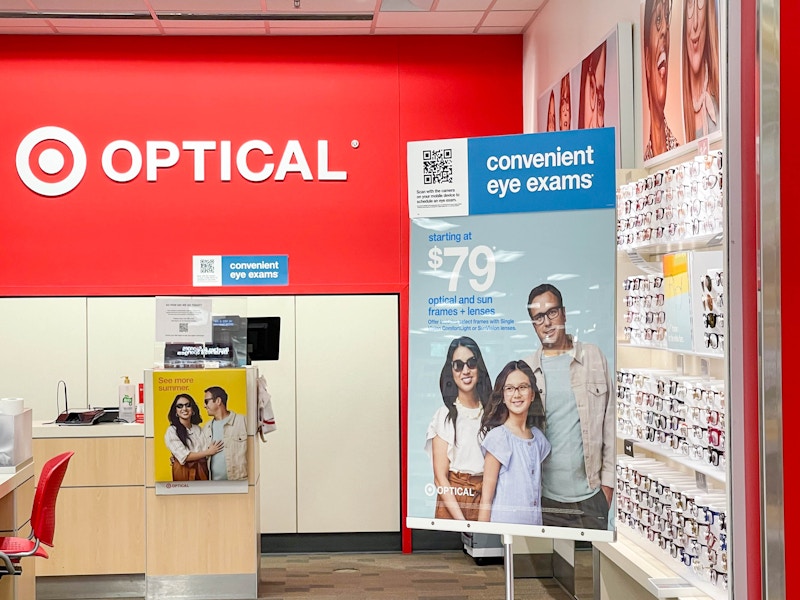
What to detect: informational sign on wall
<box><xmin>406</xmin><ymin>128</ymin><xmax>617</xmax><ymax>542</ymax></box>
<box><xmin>193</xmin><ymin>255</ymin><xmax>289</xmax><ymax>287</ymax></box>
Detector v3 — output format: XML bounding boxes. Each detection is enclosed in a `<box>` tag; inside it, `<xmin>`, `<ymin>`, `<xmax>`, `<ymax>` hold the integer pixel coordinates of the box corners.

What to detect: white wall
<box><xmin>523</xmin><ymin>0</ymin><xmax>642</xmax><ymax>137</ymax></box>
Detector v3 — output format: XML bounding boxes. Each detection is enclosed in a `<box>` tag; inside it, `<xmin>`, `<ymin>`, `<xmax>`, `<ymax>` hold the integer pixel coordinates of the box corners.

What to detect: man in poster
<box><xmin>202</xmin><ymin>386</ymin><xmax>248</xmax><ymax>481</ymax></box>
<box><xmin>522</xmin><ymin>283</ymin><xmax>615</xmax><ymax>530</ymax></box>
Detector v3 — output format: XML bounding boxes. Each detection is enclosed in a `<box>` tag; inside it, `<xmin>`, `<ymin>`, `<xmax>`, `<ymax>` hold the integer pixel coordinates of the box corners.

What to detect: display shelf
<box><xmin>617</xmin><ymin>342</ymin><xmax>724</xmax><ymax>361</ymax></box>
<box><xmin>595</xmin><ymin>532</ymin><xmax>711</xmax><ymax>599</ymax></box>
<box><xmin>615</xmin><ymin>152</ymin><xmax>731</xmax><ymax>599</ymax></box>
<box><xmin>619</xmin><ymin>233</ymin><xmax>724</xmax><ymax>259</ymax></box>
<box><xmin>628</xmin><ymin>439</ymin><xmax>726</xmax><ymax>484</ymax></box>
<box><xmin>594</xmin><ymin>523</ymin><xmax>728</xmax><ymax>600</ymax></box>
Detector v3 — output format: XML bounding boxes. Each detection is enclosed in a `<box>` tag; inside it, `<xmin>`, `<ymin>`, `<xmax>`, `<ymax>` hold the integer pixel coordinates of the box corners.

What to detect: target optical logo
<box><xmin>16</xmin><ymin>127</ymin><xmax>87</xmax><ymax>197</ymax></box>
<box><xmin>15</xmin><ymin>126</ymin><xmax>350</xmax><ymax>197</ymax></box>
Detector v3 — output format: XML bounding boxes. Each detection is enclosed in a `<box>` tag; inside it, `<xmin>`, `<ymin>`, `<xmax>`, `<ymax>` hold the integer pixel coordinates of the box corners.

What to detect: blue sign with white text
<box><xmin>221</xmin><ymin>255</ymin><xmax>288</xmax><ymax>286</ymax></box>
<box><xmin>466</xmin><ymin>128</ymin><xmax>616</xmax><ymax>215</ymax></box>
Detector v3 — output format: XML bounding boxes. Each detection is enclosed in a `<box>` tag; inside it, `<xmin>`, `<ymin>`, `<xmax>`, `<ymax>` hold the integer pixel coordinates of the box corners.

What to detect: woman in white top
<box><xmin>164</xmin><ymin>393</ymin><xmax>222</xmax><ymax>481</ymax></box>
<box><xmin>425</xmin><ymin>336</ymin><xmax>493</xmax><ymax>520</ymax></box>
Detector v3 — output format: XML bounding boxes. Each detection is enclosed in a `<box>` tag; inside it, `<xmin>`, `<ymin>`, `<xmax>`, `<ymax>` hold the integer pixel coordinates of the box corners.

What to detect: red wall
<box><xmin>0</xmin><ymin>35</ymin><xmax>522</xmax><ymax>297</ymax></box>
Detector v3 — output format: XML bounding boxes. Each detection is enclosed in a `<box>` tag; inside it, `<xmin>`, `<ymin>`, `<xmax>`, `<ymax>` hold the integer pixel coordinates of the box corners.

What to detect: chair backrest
<box><xmin>30</xmin><ymin>451</ymin><xmax>74</xmax><ymax>548</ymax></box>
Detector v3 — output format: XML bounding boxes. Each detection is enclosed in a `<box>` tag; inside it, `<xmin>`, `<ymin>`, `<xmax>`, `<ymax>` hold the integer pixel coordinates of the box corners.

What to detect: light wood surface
<box><xmin>145</xmin><ymin>488</ymin><xmax>258</xmax><ymax>576</ymax></box>
<box><xmin>33</xmin><ymin>437</ymin><xmax>144</xmax><ymax>487</ymax></box>
<box><xmin>33</xmin><ymin>437</ymin><xmax>146</xmax><ymax>576</ymax></box>
<box><xmin>35</xmin><ymin>486</ymin><xmax>146</xmax><ymax>576</ymax></box>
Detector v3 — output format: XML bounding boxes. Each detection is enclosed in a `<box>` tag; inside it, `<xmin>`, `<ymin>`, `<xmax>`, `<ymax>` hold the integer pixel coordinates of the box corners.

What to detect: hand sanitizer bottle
<box><xmin>118</xmin><ymin>376</ymin><xmax>136</xmax><ymax>423</ymax></box>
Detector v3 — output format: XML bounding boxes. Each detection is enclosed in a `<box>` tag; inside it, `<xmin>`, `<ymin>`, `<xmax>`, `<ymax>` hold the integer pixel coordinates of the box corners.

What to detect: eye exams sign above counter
<box><xmin>407</xmin><ymin>128</ymin><xmax>616</xmax><ymax>218</ymax></box>
<box><xmin>406</xmin><ymin>129</ymin><xmax>618</xmax><ymax>543</ymax></box>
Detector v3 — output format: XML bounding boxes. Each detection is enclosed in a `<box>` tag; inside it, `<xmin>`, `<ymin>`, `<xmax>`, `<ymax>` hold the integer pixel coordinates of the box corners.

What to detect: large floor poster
<box><xmin>407</xmin><ymin>129</ymin><xmax>617</xmax><ymax>542</ymax></box>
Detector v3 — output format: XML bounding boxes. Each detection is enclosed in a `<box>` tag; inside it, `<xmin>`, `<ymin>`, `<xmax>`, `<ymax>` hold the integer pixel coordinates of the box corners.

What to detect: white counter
<box><xmin>34</xmin><ymin>421</ymin><xmax>144</xmax><ymax>438</ymax></box>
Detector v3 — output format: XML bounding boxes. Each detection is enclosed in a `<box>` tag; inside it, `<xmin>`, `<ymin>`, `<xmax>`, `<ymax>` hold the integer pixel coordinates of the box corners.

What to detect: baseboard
<box><xmin>261</xmin><ymin>532</ymin><xmax>401</xmax><ymax>554</ymax></box>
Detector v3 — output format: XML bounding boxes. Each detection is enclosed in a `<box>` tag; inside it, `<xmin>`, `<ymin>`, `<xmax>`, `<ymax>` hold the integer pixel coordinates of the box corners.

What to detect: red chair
<box><xmin>0</xmin><ymin>451</ymin><xmax>74</xmax><ymax>579</ymax></box>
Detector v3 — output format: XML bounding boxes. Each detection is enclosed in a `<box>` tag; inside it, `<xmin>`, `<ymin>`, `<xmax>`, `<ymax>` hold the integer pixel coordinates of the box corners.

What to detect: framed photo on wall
<box><xmin>536</xmin><ymin>24</ymin><xmax>634</xmax><ymax>168</ymax></box>
<box><xmin>640</xmin><ymin>0</ymin><xmax>722</xmax><ymax>165</ymax></box>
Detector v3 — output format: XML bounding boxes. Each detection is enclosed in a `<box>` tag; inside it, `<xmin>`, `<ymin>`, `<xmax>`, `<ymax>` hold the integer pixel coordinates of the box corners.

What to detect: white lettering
<box><xmin>275</xmin><ymin>140</ymin><xmax>312</xmax><ymax>181</ymax></box>
<box><xmin>102</xmin><ymin>140</ymin><xmax>141</xmax><ymax>183</ymax></box>
<box><xmin>146</xmin><ymin>141</ymin><xmax>180</xmax><ymax>181</ymax></box>
<box><xmin>317</xmin><ymin>140</ymin><xmax>347</xmax><ymax>181</ymax></box>
<box><xmin>182</xmin><ymin>140</ymin><xmax>216</xmax><ymax>182</ymax></box>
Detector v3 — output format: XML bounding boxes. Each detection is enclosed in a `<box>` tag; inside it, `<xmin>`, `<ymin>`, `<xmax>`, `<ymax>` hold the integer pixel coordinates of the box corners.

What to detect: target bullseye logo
<box><xmin>16</xmin><ymin>126</ymin><xmax>87</xmax><ymax>197</ymax></box>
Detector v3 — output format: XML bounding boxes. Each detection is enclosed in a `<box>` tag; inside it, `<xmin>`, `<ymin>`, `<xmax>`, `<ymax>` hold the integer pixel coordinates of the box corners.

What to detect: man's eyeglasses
<box><xmin>204</xmin><ymin>396</ymin><xmax>216</xmax><ymax>405</ymax></box>
<box><xmin>175</xmin><ymin>403</ymin><xmax>191</xmax><ymax>410</ymax></box>
<box><xmin>654</xmin><ymin>0</ymin><xmax>672</xmax><ymax>32</ymax></box>
<box><xmin>503</xmin><ymin>383</ymin><xmax>532</xmax><ymax>396</ymax></box>
<box><xmin>452</xmin><ymin>357</ymin><xmax>477</xmax><ymax>372</ymax></box>
<box><xmin>530</xmin><ymin>306</ymin><xmax>563</xmax><ymax>325</ymax></box>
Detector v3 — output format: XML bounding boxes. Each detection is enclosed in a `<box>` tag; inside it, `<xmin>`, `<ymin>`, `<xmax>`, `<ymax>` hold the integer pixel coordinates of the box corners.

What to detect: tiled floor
<box><xmin>259</xmin><ymin>551</ymin><xmax>576</xmax><ymax>600</ymax></box>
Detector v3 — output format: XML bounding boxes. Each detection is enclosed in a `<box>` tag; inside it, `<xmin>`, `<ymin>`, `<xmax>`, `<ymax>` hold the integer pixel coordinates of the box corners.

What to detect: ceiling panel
<box><xmin>481</xmin><ymin>9</ymin><xmax>534</xmax><ymax>27</ymax></box>
<box><xmin>0</xmin><ymin>0</ymin><xmax>542</xmax><ymax>35</ymax></box>
<box><xmin>31</xmin><ymin>0</ymin><xmax>149</xmax><ymax>10</ymax></box>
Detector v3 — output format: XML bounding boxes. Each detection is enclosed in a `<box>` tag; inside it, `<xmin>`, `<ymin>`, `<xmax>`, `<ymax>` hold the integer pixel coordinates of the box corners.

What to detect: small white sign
<box><xmin>407</xmin><ymin>138</ymin><xmax>469</xmax><ymax>218</ymax></box>
<box><xmin>193</xmin><ymin>255</ymin><xmax>222</xmax><ymax>287</ymax></box>
<box><xmin>155</xmin><ymin>297</ymin><xmax>213</xmax><ymax>343</ymax></box>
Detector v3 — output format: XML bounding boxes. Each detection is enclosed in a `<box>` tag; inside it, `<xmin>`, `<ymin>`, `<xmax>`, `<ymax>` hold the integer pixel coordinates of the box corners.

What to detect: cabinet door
<box><xmin>0</xmin><ymin>298</ymin><xmax>87</xmax><ymax>421</ymax></box>
<box><xmin>295</xmin><ymin>295</ymin><xmax>400</xmax><ymax>533</ymax></box>
<box><xmin>248</xmin><ymin>296</ymin><xmax>297</xmax><ymax>534</ymax></box>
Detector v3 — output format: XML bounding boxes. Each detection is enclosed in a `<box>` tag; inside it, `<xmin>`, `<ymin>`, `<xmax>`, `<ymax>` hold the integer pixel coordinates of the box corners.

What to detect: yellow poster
<box><xmin>152</xmin><ymin>369</ymin><xmax>248</xmax><ymax>484</ymax></box>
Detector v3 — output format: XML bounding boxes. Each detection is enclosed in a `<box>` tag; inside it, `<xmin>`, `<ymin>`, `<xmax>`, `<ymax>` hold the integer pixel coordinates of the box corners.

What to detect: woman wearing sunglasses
<box><xmin>425</xmin><ymin>336</ymin><xmax>493</xmax><ymax>520</ymax></box>
<box><xmin>165</xmin><ymin>393</ymin><xmax>223</xmax><ymax>481</ymax></box>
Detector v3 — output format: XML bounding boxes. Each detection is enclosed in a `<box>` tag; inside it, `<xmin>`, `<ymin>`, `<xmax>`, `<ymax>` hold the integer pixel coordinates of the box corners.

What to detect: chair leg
<box><xmin>0</xmin><ymin>551</ymin><xmax>21</xmax><ymax>578</ymax></box>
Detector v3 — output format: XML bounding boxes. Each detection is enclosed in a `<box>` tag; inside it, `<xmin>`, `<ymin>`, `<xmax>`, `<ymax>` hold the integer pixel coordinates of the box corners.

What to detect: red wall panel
<box><xmin>0</xmin><ymin>35</ymin><xmax>522</xmax><ymax>297</ymax></box>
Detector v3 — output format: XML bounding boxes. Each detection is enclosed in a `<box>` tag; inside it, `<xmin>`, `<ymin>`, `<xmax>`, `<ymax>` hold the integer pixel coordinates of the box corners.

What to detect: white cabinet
<box><xmin>0</xmin><ymin>294</ymin><xmax>401</xmax><ymax>537</ymax></box>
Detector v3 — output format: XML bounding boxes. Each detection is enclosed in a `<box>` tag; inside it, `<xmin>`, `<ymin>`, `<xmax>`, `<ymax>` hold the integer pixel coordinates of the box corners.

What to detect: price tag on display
<box><xmin>427</xmin><ymin>244</ymin><xmax>496</xmax><ymax>292</ymax></box>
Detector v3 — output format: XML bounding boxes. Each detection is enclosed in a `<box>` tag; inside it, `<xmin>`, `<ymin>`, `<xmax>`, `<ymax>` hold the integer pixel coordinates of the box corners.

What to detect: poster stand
<box><xmin>503</xmin><ymin>534</ymin><xmax>514</xmax><ymax>600</ymax></box>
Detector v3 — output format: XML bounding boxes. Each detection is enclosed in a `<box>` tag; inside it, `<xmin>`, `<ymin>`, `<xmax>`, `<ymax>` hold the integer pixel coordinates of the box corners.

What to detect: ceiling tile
<box><xmin>30</xmin><ymin>0</ymin><xmax>149</xmax><ymax>11</ymax></box>
<box><xmin>47</xmin><ymin>17</ymin><xmax>157</xmax><ymax>28</ymax></box>
<box><xmin>54</xmin><ymin>26</ymin><xmax>162</xmax><ymax>34</ymax></box>
<box><xmin>0</xmin><ymin>24</ymin><xmax>53</xmax><ymax>32</ymax></box>
<box><xmin>476</xmin><ymin>25</ymin><xmax>525</xmax><ymax>34</ymax></box>
<box><xmin>160</xmin><ymin>26</ymin><xmax>269</xmax><ymax>35</ymax></box>
<box><xmin>376</xmin><ymin>10</ymin><xmax>481</xmax><ymax>28</ymax></box>
<box><xmin>149</xmin><ymin>0</ymin><xmax>262</xmax><ymax>13</ymax></box>
<box><xmin>374</xmin><ymin>26</ymin><xmax>477</xmax><ymax>35</ymax></box>
<box><xmin>269</xmin><ymin>26</ymin><xmax>372</xmax><ymax>35</ymax></box>
<box><xmin>481</xmin><ymin>9</ymin><xmax>533</xmax><ymax>27</ymax></box>
<box><xmin>492</xmin><ymin>0</ymin><xmax>545</xmax><ymax>9</ymax></box>
<box><xmin>269</xmin><ymin>19</ymin><xmax>371</xmax><ymax>29</ymax></box>
<box><xmin>160</xmin><ymin>19</ymin><xmax>265</xmax><ymax>29</ymax></box>
<box><xmin>435</xmin><ymin>0</ymin><xmax>491</xmax><ymax>10</ymax></box>
<box><xmin>379</xmin><ymin>0</ymin><xmax>433</xmax><ymax>11</ymax></box>
<box><xmin>266</xmin><ymin>0</ymin><xmax>378</xmax><ymax>12</ymax></box>
<box><xmin>0</xmin><ymin>0</ymin><xmax>39</xmax><ymax>10</ymax></box>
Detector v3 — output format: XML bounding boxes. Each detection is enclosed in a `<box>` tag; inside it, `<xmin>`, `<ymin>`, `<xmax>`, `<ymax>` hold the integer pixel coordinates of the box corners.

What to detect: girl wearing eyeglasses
<box><xmin>425</xmin><ymin>336</ymin><xmax>493</xmax><ymax>520</ymax></box>
<box><xmin>478</xmin><ymin>361</ymin><xmax>550</xmax><ymax>525</ymax></box>
<box><xmin>165</xmin><ymin>393</ymin><xmax>222</xmax><ymax>481</ymax></box>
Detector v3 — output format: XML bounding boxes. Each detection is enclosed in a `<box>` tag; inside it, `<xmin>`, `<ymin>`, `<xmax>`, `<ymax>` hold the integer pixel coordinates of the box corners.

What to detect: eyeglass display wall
<box><xmin>614</xmin><ymin>149</ymin><xmax>730</xmax><ymax>599</ymax></box>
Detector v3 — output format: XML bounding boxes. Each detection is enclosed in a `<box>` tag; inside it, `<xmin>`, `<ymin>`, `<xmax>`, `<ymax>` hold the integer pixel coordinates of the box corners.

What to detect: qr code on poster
<box><xmin>179</xmin><ymin>322</ymin><xmax>189</xmax><ymax>333</ymax></box>
<box><xmin>200</xmin><ymin>259</ymin><xmax>216</xmax><ymax>274</ymax></box>
<box><xmin>422</xmin><ymin>149</ymin><xmax>453</xmax><ymax>185</ymax></box>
